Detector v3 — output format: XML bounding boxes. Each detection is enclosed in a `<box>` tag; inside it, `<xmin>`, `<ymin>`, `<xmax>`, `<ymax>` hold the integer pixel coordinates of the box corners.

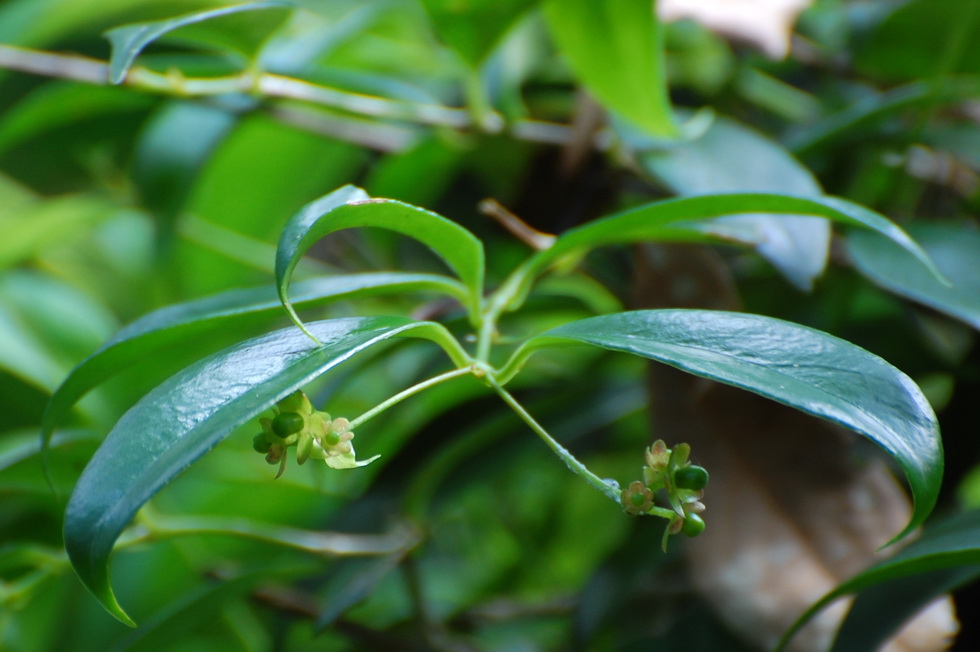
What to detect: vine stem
<box><xmin>348</xmin><ymin>367</ymin><xmax>474</xmax><ymax>430</ymax></box>
<box><xmin>0</xmin><ymin>44</ymin><xmax>578</xmax><ymax>148</ymax></box>
<box><xmin>487</xmin><ymin>378</ymin><xmax>623</xmax><ymax>506</ymax></box>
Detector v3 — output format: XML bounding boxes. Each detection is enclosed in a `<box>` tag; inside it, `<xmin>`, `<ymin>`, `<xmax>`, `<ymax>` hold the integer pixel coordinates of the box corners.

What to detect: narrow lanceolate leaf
<box><xmin>508</xmin><ymin>193</ymin><xmax>945</xmax><ymax>305</ymax></box>
<box><xmin>276</xmin><ymin>186</ymin><xmax>485</xmax><ymax>335</ymax></box>
<box><xmin>636</xmin><ymin>116</ymin><xmax>829</xmax><ymax>291</ymax></box>
<box><xmin>848</xmin><ymin>224</ymin><xmax>980</xmax><ymax>330</ymax></box>
<box><xmin>42</xmin><ymin>272</ymin><xmax>467</xmax><ymax>455</ymax></box>
<box><xmin>779</xmin><ymin>509</ymin><xmax>980</xmax><ymax>651</ymax></box>
<box><xmin>500</xmin><ymin>310</ymin><xmax>942</xmax><ymax>544</ymax></box>
<box><xmin>64</xmin><ymin>317</ymin><xmax>466</xmax><ymax>626</ymax></box>
<box><xmin>104</xmin><ymin>1</ymin><xmax>290</xmax><ymax>83</ymax></box>
<box><xmin>543</xmin><ymin>0</ymin><xmax>677</xmax><ymax>138</ymax></box>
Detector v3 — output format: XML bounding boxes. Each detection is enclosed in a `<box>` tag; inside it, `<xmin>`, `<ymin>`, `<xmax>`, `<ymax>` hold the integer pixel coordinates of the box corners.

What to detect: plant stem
<box><xmin>348</xmin><ymin>367</ymin><xmax>474</xmax><ymax>430</ymax></box>
<box><xmin>488</xmin><ymin>379</ymin><xmax>622</xmax><ymax>506</ymax></box>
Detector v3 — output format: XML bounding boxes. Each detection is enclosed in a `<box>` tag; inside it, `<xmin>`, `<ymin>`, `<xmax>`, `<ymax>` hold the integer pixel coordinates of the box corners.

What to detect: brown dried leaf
<box><xmin>658</xmin><ymin>0</ymin><xmax>813</xmax><ymax>59</ymax></box>
<box><xmin>634</xmin><ymin>244</ymin><xmax>958</xmax><ymax>651</ymax></box>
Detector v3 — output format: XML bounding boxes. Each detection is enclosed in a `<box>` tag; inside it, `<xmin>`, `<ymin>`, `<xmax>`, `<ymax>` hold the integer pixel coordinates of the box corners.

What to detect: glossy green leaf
<box><xmin>778</xmin><ymin>509</ymin><xmax>980</xmax><ymax>651</ymax></box>
<box><xmin>848</xmin><ymin>224</ymin><xmax>980</xmax><ymax>330</ymax></box>
<box><xmin>544</xmin><ymin>0</ymin><xmax>676</xmax><ymax>138</ymax></box>
<box><xmin>637</xmin><ymin>116</ymin><xmax>829</xmax><ymax>290</ymax></box>
<box><xmin>508</xmin><ymin>193</ymin><xmax>945</xmax><ymax>306</ymax></box>
<box><xmin>275</xmin><ymin>185</ymin><xmax>485</xmax><ymax>335</ymax></box>
<box><xmin>63</xmin><ymin>316</ymin><xmax>467</xmax><ymax>626</ymax></box>
<box><xmin>419</xmin><ymin>0</ymin><xmax>536</xmax><ymax>67</ymax></box>
<box><xmin>500</xmin><ymin>310</ymin><xmax>942</xmax><ymax>545</ymax></box>
<box><xmin>104</xmin><ymin>1</ymin><xmax>291</xmax><ymax>84</ymax></box>
<box><xmin>42</xmin><ymin>273</ymin><xmax>467</xmax><ymax>454</ymax></box>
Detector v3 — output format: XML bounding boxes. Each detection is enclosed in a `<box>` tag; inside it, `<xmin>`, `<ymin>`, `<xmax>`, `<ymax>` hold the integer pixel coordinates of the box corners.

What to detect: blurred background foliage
<box><xmin>0</xmin><ymin>0</ymin><xmax>978</xmax><ymax>650</ymax></box>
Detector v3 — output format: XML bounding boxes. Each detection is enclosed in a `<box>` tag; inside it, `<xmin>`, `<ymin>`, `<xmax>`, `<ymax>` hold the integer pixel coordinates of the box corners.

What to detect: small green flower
<box><xmin>250</xmin><ymin>391</ymin><xmax>380</xmax><ymax>477</ymax></box>
<box><xmin>623</xmin><ymin>439</ymin><xmax>708</xmax><ymax>551</ymax></box>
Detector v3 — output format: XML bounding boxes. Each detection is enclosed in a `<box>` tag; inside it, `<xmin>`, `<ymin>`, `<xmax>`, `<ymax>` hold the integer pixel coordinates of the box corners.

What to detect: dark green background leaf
<box><xmin>637</xmin><ymin>116</ymin><xmax>829</xmax><ymax>290</ymax></box>
<box><xmin>848</xmin><ymin>223</ymin><xmax>980</xmax><ymax>330</ymax></box>
<box><xmin>780</xmin><ymin>509</ymin><xmax>980</xmax><ymax>651</ymax></box>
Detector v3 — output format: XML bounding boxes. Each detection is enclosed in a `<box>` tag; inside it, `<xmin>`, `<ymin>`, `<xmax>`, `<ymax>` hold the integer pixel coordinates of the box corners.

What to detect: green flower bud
<box><xmin>252</xmin><ymin>434</ymin><xmax>272</xmax><ymax>454</ymax></box>
<box><xmin>271</xmin><ymin>412</ymin><xmax>305</xmax><ymax>438</ymax></box>
<box><xmin>681</xmin><ymin>513</ymin><xmax>706</xmax><ymax>537</ymax></box>
<box><xmin>674</xmin><ymin>465</ymin><xmax>709</xmax><ymax>491</ymax></box>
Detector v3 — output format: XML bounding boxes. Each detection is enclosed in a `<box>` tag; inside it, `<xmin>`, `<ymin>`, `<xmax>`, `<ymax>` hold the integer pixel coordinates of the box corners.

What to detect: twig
<box><xmin>0</xmin><ymin>43</ymin><xmax>585</xmax><ymax>149</ymax></box>
<box><xmin>478</xmin><ymin>198</ymin><xmax>556</xmax><ymax>251</ymax></box>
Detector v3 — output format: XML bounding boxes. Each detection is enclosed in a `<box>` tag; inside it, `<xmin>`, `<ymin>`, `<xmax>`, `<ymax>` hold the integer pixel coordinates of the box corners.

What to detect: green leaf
<box><xmin>104</xmin><ymin>1</ymin><xmax>291</xmax><ymax>84</ymax></box>
<box><xmin>830</xmin><ymin>566</ymin><xmax>978</xmax><ymax>652</ymax></box>
<box><xmin>508</xmin><ymin>193</ymin><xmax>945</xmax><ymax>305</ymax></box>
<box><xmin>0</xmin><ymin>195</ymin><xmax>120</xmax><ymax>270</ymax></box>
<box><xmin>42</xmin><ymin>273</ymin><xmax>467</xmax><ymax>455</ymax></box>
<box><xmin>854</xmin><ymin>0</ymin><xmax>980</xmax><ymax>82</ymax></box>
<box><xmin>787</xmin><ymin>77</ymin><xmax>980</xmax><ymax>155</ymax></box>
<box><xmin>418</xmin><ymin>0</ymin><xmax>536</xmax><ymax>67</ymax></box>
<box><xmin>847</xmin><ymin>223</ymin><xmax>980</xmax><ymax>330</ymax></box>
<box><xmin>636</xmin><ymin>116</ymin><xmax>829</xmax><ymax>290</ymax></box>
<box><xmin>778</xmin><ymin>509</ymin><xmax>980</xmax><ymax>651</ymax></box>
<box><xmin>275</xmin><ymin>185</ymin><xmax>485</xmax><ymax>336</ymax></box>
<box><xmin>0</xmin><ymin>83</ymin><xmax>154</xmax><ymax>157</ymax></box>
<box><xmin>543</xmin><ymin>0</ymin><xmax>676</xmax><ymax>138</ymax></box>
<box><xmin>500</xmin><ymin>310</ymin><xmax>943</xmax><ymax>545</ymax></box>
<box><xmin>64</xmin><ymin>316</ymin><xmax>466</xmax><ymax>626</ymax></box>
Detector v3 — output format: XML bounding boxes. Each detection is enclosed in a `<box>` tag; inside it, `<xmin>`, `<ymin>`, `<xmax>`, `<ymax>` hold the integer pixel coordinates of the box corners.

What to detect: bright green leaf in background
<box><xmin>64</xmin><ymin>316</ymin><xmax>465</xmax><ymax>626</ymax></box>
<box><xmin>501</xmin><ymin>310</ymin><xmax>943</xmax><ymax>543</ymax></box>
<box><xmin>419</xmin><ymin>0</ymin><xmax>536</xmax><ymax>67</ymax></box>
<box><xmin>543</xmin><ymin>0</ymin><xmax>677</xmax><ymax>138</ymax></box>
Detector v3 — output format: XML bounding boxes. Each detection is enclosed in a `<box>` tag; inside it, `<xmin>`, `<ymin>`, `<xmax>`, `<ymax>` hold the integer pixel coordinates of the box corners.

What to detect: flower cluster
<box><xmin>251</xmin><ymin>391</ymin><xmax>379</xmax><ymax>477</ymax></box>
<box><xmin>621</xmin><ymin>439</ymin><xmax>708</xmax><ymax>551</ymax></box>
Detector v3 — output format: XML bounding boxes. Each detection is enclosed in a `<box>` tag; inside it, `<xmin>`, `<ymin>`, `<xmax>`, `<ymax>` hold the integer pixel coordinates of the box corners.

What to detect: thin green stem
<box><xmin>475</xmin><ymin>260</ymin><xmax>538</xmax><ymax>362</ymax></box>
<box><xmin>647</xmin><ymin>506</ymin><xmax>676</xmax><ymax>520</ymax></box>
<box><xmin>348</xmin><ymin>367</ymin><xmax>474</xmax><ymax>430</ymax></box>
<box><xmin>488</xmin><ymin>378</ymin><xmax>622</xmax><ymax>506</ymax></box>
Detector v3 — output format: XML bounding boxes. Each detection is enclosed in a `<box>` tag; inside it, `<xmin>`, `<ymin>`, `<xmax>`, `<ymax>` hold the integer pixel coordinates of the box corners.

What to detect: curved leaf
<box><xmin>499</xmin><ymin>310</ymin><xmax>942</xmax><ymax>545</ymax></box>
<box><xmin>848</xmin><ymin>223</ymin><xmax>980</xmax><ymax>330</ymax></box>
<box><xmin>275</xmin><ymin>185</ymin><xmax>485</xmax><ymax>335</ymax></box>
<box><xmin>104</xmin><ymin>1</ymin><xmax>291</xmax><ymax>84</ymax></box>
<box><xmin>64</xmin><ymin>316</ymin><xmax>466</xmax><ymax>626</ymax></box>
<box><xmin>42</xmin><ymin>272</ymin><xmax>467</xmax><ymax>452</ymax></box>
<box><xmin>636</xmin><ymin>116</ymin><xmax>829</xmax><ymax>290</ymax></box>
<box><xmin>508</xmin><ymin>193</ymin><xmax>945</xmax><ymax>304</ymax></box>
<box><xmin>778</xmin><ymin>509</ymin><xmax>980</xmax><ymax>651</ymax></box>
